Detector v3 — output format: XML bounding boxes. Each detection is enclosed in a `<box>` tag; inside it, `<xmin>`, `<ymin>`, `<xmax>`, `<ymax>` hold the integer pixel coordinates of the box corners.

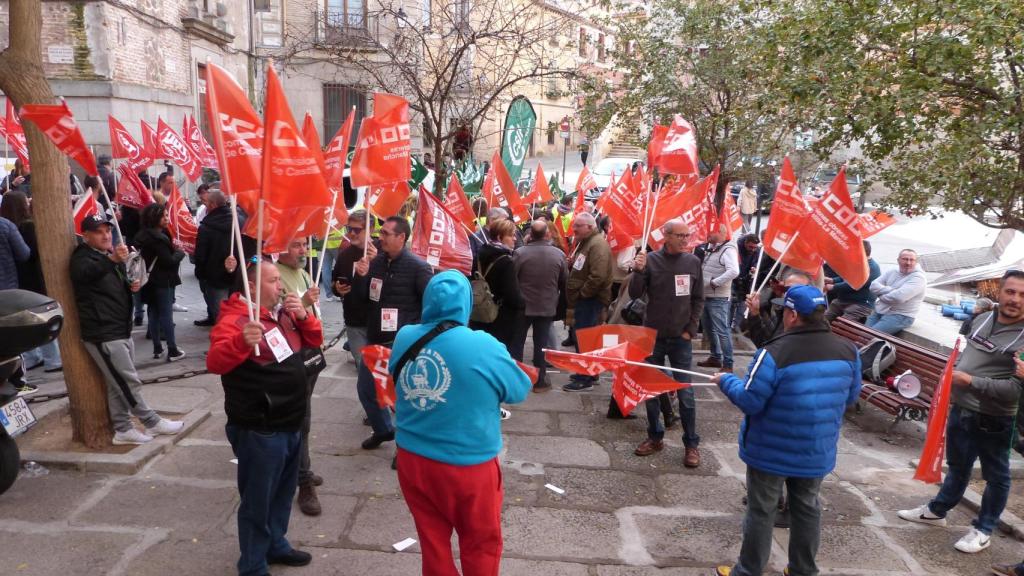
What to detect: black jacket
<box><xmin>69</xmin><ymin>242</ymin><xmax>133</xmax><ymax>343</ymax></box>
<box><xmin>194</xmin><ymin>205</ymin><xmax>237</xmax><ymax>289</ymax></box>
<box><xmin>364</xmin><ymin>247</ymin><xmax>433</xmax><ymax>345</ymax></box>
<box><xmin>331</xmin><ymin>240</ymin><xmax>379</xmax><ymax>328</ymax></box>
<box><xmin>15</xmin><ymin>221</ymin><xmax>46</xmax><ymax>295</ymax></box>
<box><xmin>134</xmin><ymin>227</ymin><xmax>184</xmax><ymax>296</ymax></box>
<box><xmin>477</xmin><ymin>241</ymin><xmax>522</xmax><ymax>317</ymax></box>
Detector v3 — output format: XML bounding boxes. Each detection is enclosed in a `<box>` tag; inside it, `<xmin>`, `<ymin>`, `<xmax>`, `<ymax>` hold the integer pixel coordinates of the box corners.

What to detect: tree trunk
<box><xmin>433</xmin><ymin>122</ymin><xmax>446</xmax><ymax>197</ymax></box>
<box><xmin>0</xmin><ymin>0</ymin><xmax>112</xmax><ymax>448</ymax></box>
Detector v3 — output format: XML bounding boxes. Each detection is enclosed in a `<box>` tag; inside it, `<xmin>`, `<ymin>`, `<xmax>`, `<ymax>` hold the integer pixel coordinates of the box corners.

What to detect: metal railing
<box><xmin>314</xmin><ymin>9</ymin><xmax>379</xmax><ymax>47</ymax></box>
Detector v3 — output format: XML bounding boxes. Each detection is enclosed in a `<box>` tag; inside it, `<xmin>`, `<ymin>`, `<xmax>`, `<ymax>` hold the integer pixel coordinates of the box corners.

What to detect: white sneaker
<box><xmin>954</xmin><ymin>527</ymin><xmax>991</xmax><ymax>553</ymax></box>
<box><xmin>172</xmin><ymin>303</ymin><xmax>188</xmax><ymax>312</ymax></box>
<box><xmin>146</xmin><ymin>419</ymin><xmax>184</xmax><ymax>436</ymax></box>
<box><xmin>897</xmin><ymin>504</ymin><xmax>948</xmax><ymax>527</ymax></box>
<box><xmin>113</xmin><ymin>428</ymin><xmax>153</xmax><ymax>445</ymax></box>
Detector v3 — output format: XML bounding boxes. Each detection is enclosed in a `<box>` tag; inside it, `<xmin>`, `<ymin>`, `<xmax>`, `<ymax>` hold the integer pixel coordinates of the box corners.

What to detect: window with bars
<box><xmin>197</xmin><ymin>63</ymin><xmax>211</xmax><ymax>142</ymax></box>
<box><xmin>323</xmin><ymin>84</ymin><xmax>367</xmax><ymax>144</ymax></box>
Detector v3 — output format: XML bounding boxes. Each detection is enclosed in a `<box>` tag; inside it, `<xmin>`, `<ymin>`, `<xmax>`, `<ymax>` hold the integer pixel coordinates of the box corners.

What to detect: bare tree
<box><xmin>0</xmin><ymin>0</ymin><xmax>112</xmax><ymax>447</ymax></box>
<box><xmin>282</xmin><ymin>0</ymin><xmax>579</xmax><ymax>186</ymax></box>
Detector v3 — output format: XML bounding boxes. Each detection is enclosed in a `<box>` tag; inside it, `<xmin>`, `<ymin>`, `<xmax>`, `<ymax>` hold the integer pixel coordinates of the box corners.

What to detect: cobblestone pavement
<box><xmin>3</xmin><ymin>272</ymin><xmax>1024</xmax><ymax>576</ymax></box>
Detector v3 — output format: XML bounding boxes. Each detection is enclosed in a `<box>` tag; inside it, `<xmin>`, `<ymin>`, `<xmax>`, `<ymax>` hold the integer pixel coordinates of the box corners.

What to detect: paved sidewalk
<box><xmin>4</xmin><ymin>274</ymin><xmax>1024</xmax><ymax>575</ymax></box>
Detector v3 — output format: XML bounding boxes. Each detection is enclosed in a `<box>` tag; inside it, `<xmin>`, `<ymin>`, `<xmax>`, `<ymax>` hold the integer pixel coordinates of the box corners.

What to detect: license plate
<box><xmin>0</xmin><ymin>397</ymin><xmax>36</xmax><ymax>438</ymax></box>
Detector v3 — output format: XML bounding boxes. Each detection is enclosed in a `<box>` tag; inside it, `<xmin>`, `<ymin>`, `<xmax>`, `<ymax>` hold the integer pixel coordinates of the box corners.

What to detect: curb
<box><xmin>909</xmin><ymin>458</ymin><xmax>1024</xmax><ymax>481</ymax></box>
<box><xmin>961</xmin><ymin>487</ymin><xmax>1024</xmax><ymax>542</ymax></box>
<box><xmin>20</xmin><ymin>408</ymin><xmax>211</xmax><ymax>475</ymax></box>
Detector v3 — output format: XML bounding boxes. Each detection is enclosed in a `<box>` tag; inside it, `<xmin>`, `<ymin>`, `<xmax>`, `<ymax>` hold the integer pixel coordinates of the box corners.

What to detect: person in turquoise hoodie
<box><xmin>389</xmin><ymin>269</ymin><xmax>530</xmax><ymax>576</ymax></box>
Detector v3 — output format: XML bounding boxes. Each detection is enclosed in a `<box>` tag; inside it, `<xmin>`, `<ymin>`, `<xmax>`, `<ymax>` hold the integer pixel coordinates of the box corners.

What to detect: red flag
<box><xmin>301</xmin><ymin>112</ymin><xmax>329</xmax><ymax>178</ymax></box>
<box><xmin>858</xmin><ymin>210</ymin><xmax>896</xmax><ymax>238</ymax></box>
<box><xmin>596</xmin><ymin>167</ymin><xmax>643</xmax><ymax>238</ymax></box>
<box><xmin>204</xmin><ymin>62</ymin><xmax>262</xmax><ymax>215</ymax></box>
<box><xmin>115</xmin><ymin>163</ymin><xmax>155</xmax><ymax>209</ymax></box>
<box><xmin>184</xmin><ymin>114</ymin><xmax>219</xmax><ymax>169</ymax></box>
<box><xmin>19</xmin><ymin>100</ymin><xmax>96</xmax><ymax>176</ymax></box>
<box><xmin>721</xmin><ymin>190</ymin><xmax>745</xmax><ymax>240</ymax></box>
<box><xmin>324</xmin><ymin>108</ymin><xmax>355</xmax><ymax>189</ymax></box>
<box><xmin>362</xmin><ymin>345</ymin><xmax>397</xmax><ymax>408</ymax></box>
<box><xmin>411</xmin><ymin>186</ymin><xmax>473</xmax><ymax>275</ymax></box>
<box><xmin>140</xmin><ymin>120</ymin><xmax>159</xmax><ymax>161</ymax></box>
<box><xmin>482</xmin><ymin>151</ymin><xmax>529</xmax><ymax>222</ymax></box>
<box><xmin>72</xmin><ymin>192</ymin><xmax>99</xmax><ymax>236</ymax></box>
<box><xmin>443</xmin><ymin>174</ymin><xmax>477</xmax><ymax>230</ymax></box>
<box><xmin>646</xmin><ymin>171</ymin><xmax>715</xmax><ymax>250</ymax></box>
<box><xmin>108</xmin><ymin>116</ymin><xmax>153</xmax><ymax>172</ymax></box>
<box><xmin>577</xmin><ymin>325</ymin><xmax>657</xmax><ymax>354</ymax></box>
<box><xmin>522</xmin><ymin>164</ymin><xmax>554</xmax><ymax>205</ymax></box>
<box><xmin>762</xmin><ymin>158</ymin><xmax>822</xmax><ymax>273</ymax></box>
<box><xmin>261</xmin><ymin>66</ymin><xmax>332</xmax><ymax>212</ymax></box>
<box><xmin>515</xmin><ymin>361</ymin><xmax>539</xmax><ymax>386</ymax></box>
<box><xmin>366</xmin><ymin>180</ymin><xmax>412</xmax><ymax>219</ymax></box>
<box><xmin>4</xmin><ymin>100</ymin><xmax>30</xmax><ymax>169</ymax></box>
<box><xmin>612</xmin><ymin>364</ymin><xmax>688</xmax><ymax>417</ymax></box>
<box><xmin>647</xmin><ymin>124</ymin><xmax>668</xmax><ymax>168</ymax></box>
<box><xmin>156</xmin><ymin>118</ymin><xmax>203</xmax><ymax>182</ymax></box>
<box><xmin>655</xmin><ymin>115</ymin><xmax>699</xmax><ymax>180</ymax></box>
<box><xmin>914</xmin><ymin>339</ymin><xmax>962</xmax><ymax>484</ymax></box>
<box><xmin>350</xmin><ymin>93</ymin><xmax>411</xmax><ymax>187</ymax></box>
<box><xmin>166</xmin><ymin>184</ymin><xmax>198</xmax><ymax>254</ymax></box>
<box><xmin>544</xmin><ymin>348</ymin><xmax>632</xmax><ymax>376</ymax></box>
<box><xmin>575</xmin><ymin>166</ymin><xmax>598</xmax><ymax>202</ymax></box>
<box><xmin>801</xmin><ymin>168</ymin><xmax>869</xmax><ymax>288</ymax></box>
<box><xmin>252</xmin><ymin>204</ymin><xmax>323</xmax><ymax>255</ymax></box>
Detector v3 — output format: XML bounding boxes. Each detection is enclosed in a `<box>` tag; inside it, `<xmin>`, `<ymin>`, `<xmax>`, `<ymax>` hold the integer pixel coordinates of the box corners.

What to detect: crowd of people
<box><xmin>3</xmin><ymin>155</ymin><xmax>1024</xmax><ymax>576</ymax></box>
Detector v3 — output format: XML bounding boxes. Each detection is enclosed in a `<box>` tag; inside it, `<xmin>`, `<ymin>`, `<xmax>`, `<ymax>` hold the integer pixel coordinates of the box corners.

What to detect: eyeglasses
<box><xmin>667</xmin><ymin>232</ymin><xmax>692</xmax><ymax>238</ymax></box>
<box><xmin>378</xmin><ymin>229</ymin><xmax>398</xmax><ymax>237</ymax></box>
<box><xmin>345</xmin><ymin>227</ymin><xmax>364</xmax><ymax>235</ymax></box>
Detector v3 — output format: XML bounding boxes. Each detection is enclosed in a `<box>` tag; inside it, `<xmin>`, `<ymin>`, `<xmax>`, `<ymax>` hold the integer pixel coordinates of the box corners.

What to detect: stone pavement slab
<box><xmin>502</xmin><ymin>505</ymin><xmax>621</xmax><ymax>561</ymax></box>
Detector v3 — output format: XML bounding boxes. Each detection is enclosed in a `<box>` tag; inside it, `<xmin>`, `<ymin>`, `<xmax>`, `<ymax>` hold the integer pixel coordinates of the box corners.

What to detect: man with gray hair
<box><xmin>563</xmin><ymin>212</ymin><xmax>614</xmax><ymax>391</ymax></box>
<box><xmin>629</xmin><ymin>219</ymin><xmax>705</xmax><ymax>466</ymax></box>
<box><xmin>867</xmin><ymin>248</ymin><xmax>927</xmax><ymax>335</ymax></box>
<box><xmin>194</xmin><ymin>189</ymin><xmax>239</xmax><ymax>326</ymax></box>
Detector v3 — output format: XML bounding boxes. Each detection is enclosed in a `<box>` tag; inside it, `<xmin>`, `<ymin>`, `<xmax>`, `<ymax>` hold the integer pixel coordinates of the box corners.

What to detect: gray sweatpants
<box><xmin>83</xmin><ymin>339</ymin><xmax>160</xmax><ymax>433</ymax></box>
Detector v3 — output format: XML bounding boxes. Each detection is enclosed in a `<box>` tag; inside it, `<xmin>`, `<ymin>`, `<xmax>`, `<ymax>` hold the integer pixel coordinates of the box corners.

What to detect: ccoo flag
<box><xmin>108</xmin><ymin>115</ymin><xmax>153</xmax><ymax>172</ymax></box>
<box><xmin>19</xmin><ymin>100</ymin><xmax>96</xmax><ymax>176</ymax></box>
<box><xmin>801</xmin><ymin>168</ymin><xmax>869</xmax><ymax>288</ymax></box>
<box><xmin>350</xmin><ymin>93</ymin><xmax>411</xmax><ymax>188</ymax></box>
<box><xmin>411</xmin><ymin>186</ymin><xmax>473</xmax><ymax>275</ymax></box>
<box><xmin>203</xmin><ymin>62</ymin><xmax>263</xmax><ymax>215</ymax></box>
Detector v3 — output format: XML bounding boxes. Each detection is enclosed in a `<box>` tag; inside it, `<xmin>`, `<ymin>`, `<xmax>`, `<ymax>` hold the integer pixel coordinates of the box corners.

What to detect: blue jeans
<box><xmin>703</xmin><ymin>297</ymin><xmax>733</xmax><ymax>367</ymax></box>
<box><xmin>357</xmin><ymin>359</ymin><xmax>394</xmax><ymax>436</ymax></box>
<box><xmin>22</xmin><ymin>339</ymin><xmax>62</xmax><ymax>371</ymax></box>
<box><xmin>865</xmin><ymin>312</ymin><xmax>914</xmax><ymax>335</ymax></box>
<box><xmin>733</xmin><ymin>467</ymin><xmax>822</xmax><ymax>576</ymax></box>
<box><xmin>133</xmin><ymin>291</ymin><xmax>145</xmax><ymax>323</ymax></box>
<box><xmin>346</xmin><ymin>325</ymin><xmax>368</xmax><ymax>371</ymax></box>
<box><xmin>321</xmin><ymin>248</ymin><xmax>337</xmax><ymax>293</ymax></box>
<box><xmin>643</xmin><ymin>336</ymin><xmax>699</xmax><ymax>447</ymax></box>
<box><xmin>201</xmin><ymin>282</ymin><xmax>230</xmax><ymax>321</ymax></box>
<box><xmin>147</xmin><ymin>286</ymin><xmax>178</xmax><ymax>355</ymax></box>
<box><xmin>225</xmin><ymin>425</ymin><xmax>302</xmax><ymax>576</ymax></box>
<box><xmin>570</xmin><ymin>297</ymin><xmax>604</xmax><ymax>384</ymax></box>
<box><xmin>511</xmin><ymin>314</ymin><xmax>554</xmax><ymax>384</ymax></box>
<box><xmin>928</xmin><ymin>406</ymin><xmax>1014</xmax><ymax>534</ymax></box>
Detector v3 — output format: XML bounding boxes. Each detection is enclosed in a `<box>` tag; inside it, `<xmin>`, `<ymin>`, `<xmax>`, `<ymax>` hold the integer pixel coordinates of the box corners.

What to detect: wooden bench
<box><xmin>830</xmin><ymin>317</ymin><xmax>948</xmax><ymax>430</ymax></box>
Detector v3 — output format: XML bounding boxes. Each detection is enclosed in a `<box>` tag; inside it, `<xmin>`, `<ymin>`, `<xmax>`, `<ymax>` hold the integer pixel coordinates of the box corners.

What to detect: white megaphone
<box><xmin>891</xmin><ymin>370</ymin><xmax>921</xmax><ymax>399</ymax></box>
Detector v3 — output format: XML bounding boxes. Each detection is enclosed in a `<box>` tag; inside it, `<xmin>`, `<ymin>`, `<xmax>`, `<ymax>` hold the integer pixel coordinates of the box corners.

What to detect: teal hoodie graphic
<box><xmin>390</xmin><ymin>270</ymin><xmax>531</xmax><ymax>465</ymax></box>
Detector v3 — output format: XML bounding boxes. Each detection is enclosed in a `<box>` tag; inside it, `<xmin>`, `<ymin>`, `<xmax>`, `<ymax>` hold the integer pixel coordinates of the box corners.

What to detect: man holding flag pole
<box><xmin>898</xmin><ymin>270</ymin><xmax>1024</xmax><ymax>554</ymax></box>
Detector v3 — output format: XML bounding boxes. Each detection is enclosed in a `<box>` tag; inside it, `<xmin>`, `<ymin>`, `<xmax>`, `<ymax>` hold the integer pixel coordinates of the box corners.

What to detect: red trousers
<box><xmin>396</xmin><ymin>447</ymin><xmax>504</xmax><ymax>576</ymax></box>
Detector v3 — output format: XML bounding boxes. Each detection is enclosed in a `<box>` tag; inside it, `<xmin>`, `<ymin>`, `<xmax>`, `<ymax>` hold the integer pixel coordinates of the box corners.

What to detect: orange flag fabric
<box><xmin>140</xmin><ymin>120</ymin><xmax>159</xmax><ymax>164</ymax></box>
<box><xmin>655</xmin><ymin>115</ymin><xmax>699</xmax><ymax>180</ymax></box>
<box><xmin>762</xmin><ymin>157</ymin><xmax>822</xmax><ymax>273</ymax></box>
<box><xmin>443</xmin><ymin>174</ymin><xmax>477</xmax><ymax>230</ymax></box>
<box><xmin>184</xmin><ymin>115</ymin><xmax>218</xmax><ymax>169</ymax></box>
<box><xmin>411</xmin><ymin>186</ymin><xmax>473</xmax><ymax>275</ymax></box>
<box><xmin>577</xmin><ymin>325</ymin><xmax>657</xmax><ymax>354</ymax></box>
<box><xmin>721</xmin><ymin>191</ymin><xmax>745</xmax><ymax>240</ymax></box>
<box><xmin>115</xmin><ymin>163</ymin><xmax>155</xmax><ymax>209</ymax></box>
<box><xmin>204</xmin><ymin>62</ymin><xmax>263</xmax><ymax>215</ymax></box>
<box><xmin>166</xmin><ymin>184</ymin><xmax>198</xmax><ymax>254</ymax></box>
<box><xmin>72</xmin><ymin>192</ymin><xmax>99</xmax><ymax>236</ymax></box>
<box><xmin>613</xmin><ymin>364</ymin><xmax>688</xmax><ymax>417</ymax></box>
<box><xmin>19</xmin><ymin>100</ymin><xmax>97</xmax><ymax>176</ymax></box>
<box><xmin>362</xmin><ymin>345</ymin><xmax>397</xmax><ymax>408</ymax></box>
<box><xmin>858</xmin><ymin>210</ymin><xmax>896</xmax><ymax>238</ymax></box>
<box><xmin>109</xmin><ymin>115</ymin><xmax>153</xmax><ymax>172</ymax></box>
<box><xmin>4</xmin><ymin>100</ymin><xmax>30</xmax><ymax>169</ymax></box>
<box><xmin>482</xmin><ymin>150</ymin><xmax>529</xmax><ymax>222</ymax></box>
<box><xmin>575</xmin><ymin>166</ymin><xmax>598</xmax><ymax>202</ymax></box>
<box><xmin>261</xmin><ymin>66</ymin><xmax>332</xmax><ymax>211</ymax></box>
<box><xmin>596</xmin><ymin>167</ymin><xmax>643</xmax><ymax>238</ymax></box>
<box><xmin>647</xmin><ymin>124</ymin><xmax>668</xmax><ymax>169</ymax></box>
<box><xmin>155</xmin><ymin>118</ymin><xmax>203</xmax><ymax>182</ymax></box>
<box><xmin>801</xmin><ymin>168</ymin><xmax>869</xmax><ymax>288</ymax></box>
<box><xmin>914</xmin><ymin>339</ymin><xmax>962</xmax><ymax>484</ymax></box>
<box><xmin>646</xmin><ymin>170</ymin><xmax>715</xmax><ymax>250</ymax></box>
<box><xmin>367</xmin><ymin>180</ymin><xmax>412</xmax><ymax>219</ymax></box>
<box><xmin>324</xmin><ymin>108</ymin><xmax>355</xmax><ymax>189</ymax></box>
<box><xmin>523</xmin><ymin>164</ymin><xmax>554</xmax><ymax>205</ymax></box>
<box><xmin>350</xmin><ymin>93</ymin><xmax>411</xmax><ymax>188</ymax></box>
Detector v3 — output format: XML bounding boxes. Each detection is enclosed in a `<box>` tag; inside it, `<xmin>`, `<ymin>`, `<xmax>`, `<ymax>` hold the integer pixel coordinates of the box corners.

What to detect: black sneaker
<box><xmin>561</xmin><ymin>337</ymin><xmax>576</xmax><ymax>347</ymax></box>
<box><xmin>562</xmin><ymin>380</ymin><xmax>594</xmax><ymax>392</ymax></box>
<box><xmin>361</xmin><ymin>430</ymin><xmax>395</xmax><ymax>450</ymax></box>
<box><xmin>153</xmin><ymin>349</ymin><xmax>164</xmax><ymax>360</ymax></box>
<box><xmin>167</xmin><ymin>349</ymin><xmax>186</xmax><ymax>363</ymax></box>
<box><xmin>193</xmin><ymin>318</ymin><xmax>215</xmax><ymax>327</ymax></box>
<box><xmin>134</xmin><ymin>317</ymin><xmax>144</xmax><ymax>327</ymax></box>
<box><xmin>267</xmin><ymin>549</ymin><xmax>312</xmax><ymax>567</ymax></box>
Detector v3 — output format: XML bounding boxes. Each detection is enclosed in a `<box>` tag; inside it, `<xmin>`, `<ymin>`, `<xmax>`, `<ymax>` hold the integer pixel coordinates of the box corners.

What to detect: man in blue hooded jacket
<box><xmin>390</xmin><ymin>270</ymin><xmax>531</xmax><ymax>576</ymax></box>
<box><xmin>713</xmin><ymin>285</ymin><xmax>861</xmax><ymax>576</ymax></box>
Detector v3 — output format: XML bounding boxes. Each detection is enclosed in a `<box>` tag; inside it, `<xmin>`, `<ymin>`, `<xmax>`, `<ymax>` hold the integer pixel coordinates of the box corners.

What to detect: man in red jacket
<box><xmin>208</xmin><ymin>260</ymin><xmax>323</xmax><ymax>576</ymax></box>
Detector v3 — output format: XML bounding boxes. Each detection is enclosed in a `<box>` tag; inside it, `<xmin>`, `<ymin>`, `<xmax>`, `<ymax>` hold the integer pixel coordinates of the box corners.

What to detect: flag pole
<box><xmin>314</xmin><ymin>189</ymin><xmax>338</xmax><ymax>287</ymax></box>
<box><xmin>540</xmin><ymin>350</ymin><xmax>717</xmax><ymax>381</ymax></box>
<box><xmin>252</xmin><ymin>198</ymin><xmax>265</xmax><ymax>356</ymax></box>
<box><xmin>743</xmin><ymin>246</ymin><xmax>767</xmax><ymax>319</ymax></box>
<box><xmin>229</xmin><ymin>195</ymin><xmax>253</xmax><ymax>321</ymax></box>
<box><xmin>752</xmin><ymin>229</ymin><xmax>803</xmax><ymax>296</ymax></box>
<box><xmin>362</xmin><ymin>194</ymin><xmax>371</xmax><ymax>261</ymax></box>
<box><xmin>96</xmin><ymin>176</ymin><xmax>124</xmax><ymax>243</ymax></box>
<box><xmin>641</xmin><ymin>180</ymin><xmax>662</xmax><ymax>255</ymax></box>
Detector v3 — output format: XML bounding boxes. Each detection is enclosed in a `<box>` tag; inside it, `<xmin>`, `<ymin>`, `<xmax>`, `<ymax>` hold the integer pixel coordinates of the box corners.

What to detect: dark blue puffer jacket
<box><xmin>718</xmin><ymin>324</ymin><xmax>861</xmax><ymax>478</ymax></box>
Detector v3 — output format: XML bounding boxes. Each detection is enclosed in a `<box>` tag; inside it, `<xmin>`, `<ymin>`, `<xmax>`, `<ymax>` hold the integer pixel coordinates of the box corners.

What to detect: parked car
<box><xmin>589</xmin><ymin>157</ymin><xmax>640</xmax><ymax>201</ymax></box>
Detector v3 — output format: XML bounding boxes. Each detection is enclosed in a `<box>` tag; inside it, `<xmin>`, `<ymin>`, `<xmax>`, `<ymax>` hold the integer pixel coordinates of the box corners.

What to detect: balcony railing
<box><xmin>314</xmin><ymin>9</ymin><xmax>379</xmax><ymax>48</ymax></box>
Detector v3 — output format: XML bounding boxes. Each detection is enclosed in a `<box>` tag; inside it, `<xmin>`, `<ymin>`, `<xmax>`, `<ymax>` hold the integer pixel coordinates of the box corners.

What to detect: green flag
<box><xmin>409</xmin><ymin>156</ymin><xmax>434</xmax><ymax>192</ymax></box>
<box><xmin>548</xmin><ymin>174</ymin><xmax>564</xmax><ymax>200</ymax></box>
<box><xmin>500</xmin><ymin>96</ymin><xmax>536</xmax><ymax>182</ymax></box>
<box><xmin>458</xmin><ymin>160</ymin><xmax>485</xmax><ymax>196</ymax></box>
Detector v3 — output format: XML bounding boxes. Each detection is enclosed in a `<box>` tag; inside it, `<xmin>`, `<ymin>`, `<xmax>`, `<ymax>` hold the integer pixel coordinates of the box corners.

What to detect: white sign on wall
<box><xmin>47</xmin><ymin>45</ymin><xmax>74</xmax><ymax>64</ymax></box>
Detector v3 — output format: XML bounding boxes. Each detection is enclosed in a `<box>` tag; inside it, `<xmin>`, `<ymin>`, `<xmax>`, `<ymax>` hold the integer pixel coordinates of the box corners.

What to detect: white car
<box><xmin>589</xmin><ymin>157</ymin><xmax>640</xmax><ymax>200</ymax></box>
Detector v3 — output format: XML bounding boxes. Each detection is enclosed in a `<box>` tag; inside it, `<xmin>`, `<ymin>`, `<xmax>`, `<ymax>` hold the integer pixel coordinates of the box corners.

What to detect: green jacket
<box><xmin>566</xmin><ymin>232</ymin><xmax>613</xmax><ymax>319</ymax></box>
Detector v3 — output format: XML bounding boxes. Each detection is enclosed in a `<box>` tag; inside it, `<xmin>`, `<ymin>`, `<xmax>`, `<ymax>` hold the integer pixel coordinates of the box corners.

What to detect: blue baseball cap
<box><xmin>780</xmin><ymin>285</ymin><xmax>827</xmax><ymax>314</ymax></box>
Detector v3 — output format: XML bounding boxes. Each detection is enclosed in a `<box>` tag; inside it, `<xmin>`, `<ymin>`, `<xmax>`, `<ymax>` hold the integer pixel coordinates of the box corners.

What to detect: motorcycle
<box><xmin>0</xmin><ymin>289</ymin><xmax>64</xmax><ymax>495</ymax></box>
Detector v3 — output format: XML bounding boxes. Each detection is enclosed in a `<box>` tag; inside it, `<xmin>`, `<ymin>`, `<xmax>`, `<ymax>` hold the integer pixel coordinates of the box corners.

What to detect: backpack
<box><xmin>859</xmin><ymin>338</ymin><xmax>896</xmax><ymax>384</ymax></box>
<box><xmin>620</xmin><ymin>298</ymin><xmax>647</xmax><ymax>326</ymax></box>
<box><xmin>470</xmin><ymin>256</ymin><xmax>505</xmax><ymax>323</ymax></box>
<box><xmin>125</xmin><ymin>251</ymin><xmax>157</xmax><ymax>289</ymax></box>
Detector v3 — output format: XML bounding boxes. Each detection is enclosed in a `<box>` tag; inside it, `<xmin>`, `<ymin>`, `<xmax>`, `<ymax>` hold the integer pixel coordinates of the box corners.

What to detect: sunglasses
<box><xmin>345</xmin><ymin>227</ymin><xmax>365</xmax><ymax>235</ymax></box>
